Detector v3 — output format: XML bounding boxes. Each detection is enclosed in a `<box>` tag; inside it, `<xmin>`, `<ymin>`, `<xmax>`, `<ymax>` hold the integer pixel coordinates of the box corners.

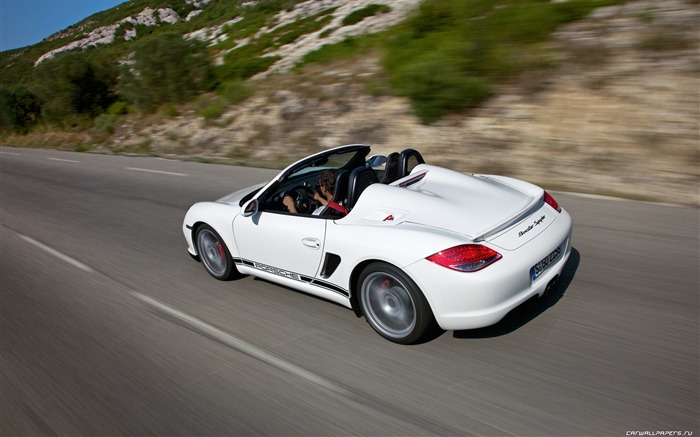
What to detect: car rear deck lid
<box><xmin>345</xmin><ymin>165</ymin><xmax>536</xmax><ymax>238</ymax></box>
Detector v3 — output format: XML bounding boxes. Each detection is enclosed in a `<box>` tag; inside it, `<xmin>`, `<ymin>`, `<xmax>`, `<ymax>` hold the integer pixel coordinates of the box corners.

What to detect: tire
<box><xmin>195</xmin><ymin>224</ymin><xmax>236</xmax><ymax>280</ymax></box>
<box><xmin>358</xmin><ymin>262</ymin><xmax>435</xmax><ymax>344</ymax></box>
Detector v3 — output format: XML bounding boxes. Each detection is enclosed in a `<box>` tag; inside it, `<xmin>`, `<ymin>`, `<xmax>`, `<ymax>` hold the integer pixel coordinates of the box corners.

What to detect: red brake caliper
<box><xmin>216</xmin><ymin>242</ymin><xmax>225</xmax><ymax>259</ymax></box>
<box><xmin>381</xmin><ymin>279</ymin><xmax>391</xmax><ymax>289</ymax></box>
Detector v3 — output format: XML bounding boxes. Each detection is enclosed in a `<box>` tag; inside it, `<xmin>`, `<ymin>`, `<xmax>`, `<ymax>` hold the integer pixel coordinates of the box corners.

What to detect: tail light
<box><xmin>427</xmin><ymin>244</ymin><xmax>502</xmax><ymax>272</ymax></box>
<box><xmin>544</xmin><ymin>191</ymin><xmax>561</xmax><ymax>212</ymax></box>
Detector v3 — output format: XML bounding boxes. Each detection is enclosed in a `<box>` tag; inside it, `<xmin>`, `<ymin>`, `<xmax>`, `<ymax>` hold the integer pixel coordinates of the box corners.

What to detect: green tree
<box><xmin>0</xmin><ymin>85</ymin><xmax>42</xmax><ymax>134</ymax></box>
<box><xmin>32</xmin><ymin>52</ymin><xmax>117</xmax><ymax>128</ymax></box>
<box><xmin>119</xmin><ymin>33</ymin><xmax>213</xmax><ymax>111</ymax></box>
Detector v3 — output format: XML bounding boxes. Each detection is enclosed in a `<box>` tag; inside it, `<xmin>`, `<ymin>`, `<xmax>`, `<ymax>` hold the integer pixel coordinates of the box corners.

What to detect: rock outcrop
<box><xmin>35</xmin><ymin>7</ymin><xmax>180</xmax><ymax>65</ymax></box>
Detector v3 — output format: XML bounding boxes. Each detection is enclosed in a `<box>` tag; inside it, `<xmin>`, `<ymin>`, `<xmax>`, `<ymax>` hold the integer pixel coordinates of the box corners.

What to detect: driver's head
<box><xmin>319</xmin><ymin>169</ymin><xmax>338</xmax><ymax>196</ymax></box>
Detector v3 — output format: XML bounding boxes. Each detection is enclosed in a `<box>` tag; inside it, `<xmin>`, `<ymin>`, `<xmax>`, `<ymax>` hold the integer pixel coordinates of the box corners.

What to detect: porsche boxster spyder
<box><xmin>183</xmin><ymin>144</ymin><xmax>572</xmax><ymax>344</ymax></box>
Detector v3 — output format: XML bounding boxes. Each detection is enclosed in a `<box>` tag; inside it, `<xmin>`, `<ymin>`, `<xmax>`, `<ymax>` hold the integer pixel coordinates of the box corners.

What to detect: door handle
<box><xmin>301</xmin><ymin>237</ymin><xmax>321</xmax><ymax>249</ymax></box>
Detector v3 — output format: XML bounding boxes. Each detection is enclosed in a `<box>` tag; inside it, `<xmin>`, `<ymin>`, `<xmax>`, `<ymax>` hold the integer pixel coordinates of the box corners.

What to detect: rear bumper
<box><xmin>406</xmin><ymin>209</ymin><xmax>572</xmax><ymax>331</ymax></box>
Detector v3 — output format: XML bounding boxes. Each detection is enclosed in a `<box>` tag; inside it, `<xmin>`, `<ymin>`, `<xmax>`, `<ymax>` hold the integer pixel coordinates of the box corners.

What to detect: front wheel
<box><xmin>358</xmin><ymin>262</ymin><xmax>435</xmax><ymax>344</ymax></box>
<box><xmin>195</xmin><ymin>224</ymin><xmax>237</xmax><ymax>280</ymax></box>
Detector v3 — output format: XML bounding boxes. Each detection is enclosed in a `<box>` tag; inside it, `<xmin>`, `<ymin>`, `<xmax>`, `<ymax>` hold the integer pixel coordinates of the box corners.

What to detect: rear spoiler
<box><xmin>473</xmin><ymin>194</ymin><xmax>545</xmax><ymax>242</ymax></box>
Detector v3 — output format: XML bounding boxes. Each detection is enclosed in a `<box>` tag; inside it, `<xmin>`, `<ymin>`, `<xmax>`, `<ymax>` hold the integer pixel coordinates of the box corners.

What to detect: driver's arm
<box><xmin>283</xmin><ymin>195</ymin><xmax>298</xmax><ymax>213</ymax></box>
<box><xmin>313</xmin><ymin>191</ymin><xmax>328</xmax><ymax>206</ymax></box>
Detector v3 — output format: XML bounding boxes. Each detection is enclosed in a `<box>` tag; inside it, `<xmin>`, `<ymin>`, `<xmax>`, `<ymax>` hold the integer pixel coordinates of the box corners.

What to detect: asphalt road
<box><xmin>1</xmin><ymin>146</ymin><xmax>697</xmax><ymax>436</ymax></box>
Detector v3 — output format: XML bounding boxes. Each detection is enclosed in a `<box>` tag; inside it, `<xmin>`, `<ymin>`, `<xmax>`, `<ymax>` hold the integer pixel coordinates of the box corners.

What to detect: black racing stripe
<box><xmin>236</xmin><ymin>258</ymin><xmax>349</xmax><ymax>297</ymax></box>
<box><xmin>310</xmin><ymin>279</ymin><xmax>349</xmax><ymax>297</ymax></box>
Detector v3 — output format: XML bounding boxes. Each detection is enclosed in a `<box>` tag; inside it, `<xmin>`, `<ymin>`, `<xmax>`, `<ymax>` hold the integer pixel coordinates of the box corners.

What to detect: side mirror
<box><xmin>241</xmin><ymin>199</ymin><xmax>258</xmax><ymax>217</ymax></box>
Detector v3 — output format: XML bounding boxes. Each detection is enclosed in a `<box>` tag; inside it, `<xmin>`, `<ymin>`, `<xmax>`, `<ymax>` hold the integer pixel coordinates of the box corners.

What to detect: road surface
<box><xmin>1</xmin><ymin>147</ymin><xmax>697</xmax><ymax>436</ymax></box>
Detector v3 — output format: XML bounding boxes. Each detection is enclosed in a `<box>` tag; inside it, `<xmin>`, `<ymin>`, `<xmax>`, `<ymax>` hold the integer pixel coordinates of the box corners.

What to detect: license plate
<box><xmin>530</xmin><ymin>246</ymin><xmax>562</xmax><ymax>281</ymax></box>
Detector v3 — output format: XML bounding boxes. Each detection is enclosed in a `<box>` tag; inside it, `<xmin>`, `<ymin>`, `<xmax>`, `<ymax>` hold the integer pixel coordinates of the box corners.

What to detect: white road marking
<box><xmin>7</xmin><ymin>230</ymin><xmax>451</xmax><ymax>432</ymax></box>
<box><xmin>129</xmin><ymin>291</ymin><xmax>346</xmax><ymax>394</ymax></box>
<box><xmin>47</xmin><ymin>157</ymin><xmax>80</xmax><ymax>163</ymax></box>
<box><xmin>12</xmin><ymin>228</ymin><xmax>336</xmax><ymax>394</ymax></box>
<box><xmin>18</xmin><ymin>234</ymin><xmax>94</xmax><ymax>273</ymax></box>
<box><xmin>14</xmin><ymin>228</ymin><xmax>333</xmax><ymax>391</ymax></box>
<box><xmin>126</xmin><ymin>167</ymin><xmax>188</xmax><ymax>177</ymax></box>
<box><xmin>0</xmin><ymin>151</ymin><xmax>21</xmax><ymax>156</ymax></box>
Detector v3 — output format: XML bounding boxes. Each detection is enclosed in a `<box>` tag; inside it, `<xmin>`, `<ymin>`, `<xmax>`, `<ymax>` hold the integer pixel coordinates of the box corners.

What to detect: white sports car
<box><xmin>183</xmin><ymin>144</ymin><xmax>572</xmax><ymax>344</ymax></box>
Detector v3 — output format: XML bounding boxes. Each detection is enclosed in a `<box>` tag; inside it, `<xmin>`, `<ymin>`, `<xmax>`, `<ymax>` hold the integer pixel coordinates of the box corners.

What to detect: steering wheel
<box><xmin>283</xmin><ymin>186</ymin><xmax>316</xmax><ymax>214</ymax></box>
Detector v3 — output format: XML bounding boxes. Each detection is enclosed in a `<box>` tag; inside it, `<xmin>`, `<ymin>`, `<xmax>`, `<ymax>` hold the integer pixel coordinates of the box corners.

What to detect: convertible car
<box><xmin>183</xmin><ymin>144</ymin><xmax>572</xmax><ymax>344</ymax></box>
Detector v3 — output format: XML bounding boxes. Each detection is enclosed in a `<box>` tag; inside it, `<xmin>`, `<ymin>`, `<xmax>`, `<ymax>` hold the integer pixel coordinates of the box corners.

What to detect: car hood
<box><xmin>216</xmin><ymin>183</ymin><xmax>265</xmax><ymax>206</ymax></box>
<box><xmin>346</xmin><ymin>165</ymin><xmax>543</xmax><ymax>240</ymax></box>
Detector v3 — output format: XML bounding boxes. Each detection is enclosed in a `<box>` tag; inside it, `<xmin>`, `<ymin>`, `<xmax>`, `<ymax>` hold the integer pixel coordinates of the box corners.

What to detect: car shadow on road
<box><xmin>452</xmin><ymin>247</ymin><xmax>581</xmax><ymax>340</ymax></box>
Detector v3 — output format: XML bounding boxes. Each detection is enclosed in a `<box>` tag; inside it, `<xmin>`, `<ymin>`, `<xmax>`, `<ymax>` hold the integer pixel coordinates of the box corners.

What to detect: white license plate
<box><xmin>530</xmin><ymin>246</ymin><xmax>562</xmax><ymax>281</ymax></box>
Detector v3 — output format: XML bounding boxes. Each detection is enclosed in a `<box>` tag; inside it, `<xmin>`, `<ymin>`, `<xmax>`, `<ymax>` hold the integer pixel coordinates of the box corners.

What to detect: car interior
<box><xmin>262</xmin><ymin>148</ymin><xmax>425</xmax><ymax>217</ymax></box>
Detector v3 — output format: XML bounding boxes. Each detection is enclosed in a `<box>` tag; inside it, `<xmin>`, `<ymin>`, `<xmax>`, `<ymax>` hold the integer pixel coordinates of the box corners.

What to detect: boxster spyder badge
<box><xmin>518</xmin><ymin>215</ymin><xmax>547</xmax><ymax>237</ymax></box>
<box><xmin>183</xmin><ymin>145</ymin><xmax>573</xmax><ymax>344</ymax></box>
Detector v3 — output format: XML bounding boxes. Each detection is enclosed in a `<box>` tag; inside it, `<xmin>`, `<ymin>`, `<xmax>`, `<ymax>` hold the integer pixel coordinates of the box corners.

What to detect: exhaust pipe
<box><xmin>544</xmin><ymin>275</ymin><xmax>559</xmax><ymax>296</ymax></box>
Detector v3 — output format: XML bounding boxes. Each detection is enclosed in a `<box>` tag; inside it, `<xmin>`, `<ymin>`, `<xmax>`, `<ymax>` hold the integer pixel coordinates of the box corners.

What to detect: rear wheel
<box><xmin>195</xmin><ymin>225</ymin><xmax>236</xmax><ymax>280</ymax></box>
<box><xmin>358</xmin><ymin>262</ymin><xmax>435</xmax><ymax>344</ymax></box>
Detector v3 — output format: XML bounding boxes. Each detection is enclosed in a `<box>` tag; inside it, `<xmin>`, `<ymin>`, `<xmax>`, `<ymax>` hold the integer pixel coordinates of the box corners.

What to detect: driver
<box><xmin>283</xmin><ymin>169</ymin><xmax>347</xmax><ymax>216</ymax></box>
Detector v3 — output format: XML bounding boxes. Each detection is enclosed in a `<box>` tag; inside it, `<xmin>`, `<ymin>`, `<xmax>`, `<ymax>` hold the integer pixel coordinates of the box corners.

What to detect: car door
<box><xmin>232</xmin><ymin>211</ymin><xmax>326</xmax><ymax>279</ymax></box>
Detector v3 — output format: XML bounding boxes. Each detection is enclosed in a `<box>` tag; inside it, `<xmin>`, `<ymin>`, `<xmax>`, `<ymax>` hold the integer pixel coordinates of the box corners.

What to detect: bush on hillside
<box><xmin>216</xmin><ymin>53</ymin><xmax>280</xmax><ymax>81</ymax></box>
<box><xmin>392</xmin><ymin>56</ymin><xmax>493</xmax><ymax>123</ymax></box>
<box><xmin>342</xmin><ymin>4</ymin><xmax>391</xmax><ymax>26</ymax></box>
<box><xmin>94</xmin><ymin>113</ymin><xmax>117</xmax><ymax>133</ymax></box>
<box><xmin>119</xmin><ymin>33</ymin><xmax>213</xmax><ymax>111</ymax></box>
<box><xmin>0</xmin><ymin>85</ymin><xmax>41</xmax><ymax>134</ymax></box>
<box><xmin>382</xmin><ymin>0</ymin><xmax>626</xmax><ymax>123</ymax></box>
<box><xmin>218</xmin><ymin>80</ymin><xmax>254</xmax><ymax>104</ymax></box>
<box><xmin>32</xmin><ymin>51</ymin><xmax>117</xmax><ymax>128</ymax></box>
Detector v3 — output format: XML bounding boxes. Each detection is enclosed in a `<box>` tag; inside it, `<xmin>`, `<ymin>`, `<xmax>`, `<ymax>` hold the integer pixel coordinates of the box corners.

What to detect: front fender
<box><xmin>183</xmin><ymin>202</ymin><xmax>240</xmax><ymax>258</ymax></box>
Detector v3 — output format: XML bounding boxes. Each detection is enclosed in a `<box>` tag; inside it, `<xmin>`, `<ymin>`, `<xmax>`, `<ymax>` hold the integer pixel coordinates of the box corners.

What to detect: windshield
<box><xmin>287</xmin><ymin>149</ymin><xmax>366</xmax><ymax>179</ymax></box>
<box><xmin>253</xmin><ymin>145</ymin><xmax>370</xmax><ymax>215</ymax></box>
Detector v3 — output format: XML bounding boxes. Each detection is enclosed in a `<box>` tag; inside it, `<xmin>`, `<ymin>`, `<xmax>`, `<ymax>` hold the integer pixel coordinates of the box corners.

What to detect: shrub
<box><xmin>0</xmin><ymin>85</ymin><xmax>41</xmax><ymax>134</ymax></box>
<box><xmin>319</xmin><ymin>28</ymin><xmax>335</xmax><ymax>38</ymax></box>
<box><xmin>342</xmin><ymin>4</ymin><xmax>391</xmax><ymax>26</ymax></box>
<box><xmin>382</xmin><ymin>0</ymin><xmax>627</xmax><ymax>123</ymax></box>
<box><xmin>218</xmin><ymin>50</ymin><xmax>280</xmax><ymax>80</ymax></box>
<box><xmin>393</xmin><ymin>57</ymin><xmax>493</xmax><ymax>123</ymax></box>
<box><xmin>32</xmin><ymin>51</ymin><xmax>117</xmax><ymax>128</ymax></box>
<box><xmin>94</xmin><ymin>113</ymin><xmax>117</xmax><ymax>133</ymax></box>
<box><xmin>297</xmin><ymin>34</ymin><xmax>379</xmax><ymax>68</ymax></box>
<box><xmin>218</xmin><ymin>80</ymin><xmax>254</xmax><ymax>104</ymax></box>
<box><xmin>74</xmin><ymin>143</ymin><xmax>93</xmax><ymax>152</ymax></box>
<box><xmin>273</xmin><ymin>9</ymin><xmax>336</xmax><ymax>46</ymax></box>
<box><xmin>197</xmin><ymin>98</ymin><xmax>227</xmax><ymax>121</ymax></box>
<box><xmin>107</xmin><ymin>101</ymin><xmax>129</xmax><ymax>115</ymax></box>
<box><xmin>119</xmin><ymin>33</ymin><xmax>214</xmax><ymax>111</ymax></box>
<box><xmin>162</xmin><ymin>104</ymin><xmax>180</xmax><ymax>118</ymax></box>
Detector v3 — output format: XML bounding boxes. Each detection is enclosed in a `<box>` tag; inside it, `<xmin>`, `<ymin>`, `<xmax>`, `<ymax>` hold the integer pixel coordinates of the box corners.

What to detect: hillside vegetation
<box><xmin>1</xmin><ymin>0</ymin><xmax>698</xmax><ymax>205</ymax></box>
<box><xmin>2</xmin><ymin>0</ymin><xmax>627</xmax><ymax>131</ymax></box>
